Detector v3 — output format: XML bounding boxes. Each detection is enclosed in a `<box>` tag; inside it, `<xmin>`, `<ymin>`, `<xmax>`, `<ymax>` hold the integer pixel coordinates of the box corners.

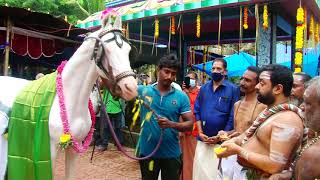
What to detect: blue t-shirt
<box><xmin>138</xmin><ymin>84</ymin><xmax>191</xmax><ymax>158</ymax></box>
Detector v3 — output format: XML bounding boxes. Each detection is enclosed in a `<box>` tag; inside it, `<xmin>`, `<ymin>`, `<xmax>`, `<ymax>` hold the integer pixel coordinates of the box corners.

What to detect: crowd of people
<box><xmin>89</xmin><ymin>53</ymin><xmax>319</xmax><ymax>180</ymax></box>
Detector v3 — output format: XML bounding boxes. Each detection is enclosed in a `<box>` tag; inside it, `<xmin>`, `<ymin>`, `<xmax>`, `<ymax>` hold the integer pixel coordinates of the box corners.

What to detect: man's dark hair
<box><xmin>213</xmin><ymin>58</ymin><xmax>227</xmax><ymax>69</ymax></box>
<box><xmin>247</xmin><ymin>66</ymin><xmax>261</xmax><ymax>83</ymax></box>
<box><xmin>188</xmin><ymin>71</ymin><xmax>198</xmax><ymax>80</ymax></box>
<box><xmin>261</xmin><ymin>64</ymin><xmax>293</xmax><ymax>97</ymax></box>
<box><xmin>293</xmin><ymin>72</ymin><xmax>312</xmax><ymax>86</ymax></box>
<box><xmin>158</xmin><ymin>53</ymin><xmax>180</xmax><ymax>70</ymax></box>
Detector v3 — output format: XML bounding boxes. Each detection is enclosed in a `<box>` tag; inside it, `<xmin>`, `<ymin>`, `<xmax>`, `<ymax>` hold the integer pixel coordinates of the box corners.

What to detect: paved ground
<box><xmin>54</xmin><ymin>144</ymin><xmax>141</xmax><ymax>180</ymax></box>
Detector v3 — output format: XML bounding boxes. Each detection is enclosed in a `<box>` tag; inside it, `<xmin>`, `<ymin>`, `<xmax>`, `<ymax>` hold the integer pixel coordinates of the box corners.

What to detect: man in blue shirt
<box><xmin>193</xmin><ymin>58</ymin><xmax>240</xmax><ymax>180</ymax></box>
<box><xmin>137</xmin><ymin>53</ymin><xmax>194</xmax><ymax>180</ymax></box>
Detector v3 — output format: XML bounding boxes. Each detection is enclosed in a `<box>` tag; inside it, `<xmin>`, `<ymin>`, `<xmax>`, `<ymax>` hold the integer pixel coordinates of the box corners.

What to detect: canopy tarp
<box><xmin>192</xmin><ymin>51</ymin><xmax>255</xmax><ymax>77</ymax></box>
<box><xmin>279</xmin><ymin>48</ymin><xmax>320</xmax><ymax>77</ymax></box>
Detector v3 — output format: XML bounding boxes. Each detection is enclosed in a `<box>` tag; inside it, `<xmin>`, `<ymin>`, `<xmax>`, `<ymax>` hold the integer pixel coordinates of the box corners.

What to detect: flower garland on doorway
<box><xmin>263</xmin><ymin>5</ymin><xmax>268</xmax><ymax>30</ymax></box>
<box><xmin>56</xmin><ymin>61</ymin><xmax>96</xmax><ymax>153</ymax></box>
<box><xmin>243</xmin><ymin>6</ymin><xmax>248</xmax><ymax>30</ymax></box>
<box><xmin>154</xmin><ymin>18</ymin><xmax>159</xmax><ymax>39</ymax></box>
<box><xmin>294</xmin><ymin>7</ymin><xmax>304</xmax><ymax>73</ymax></box>
<box><xmin>171</xmin><ymin>16</ymin><xmax>176</xmax><ymax>35</ymax></box>
<box><xmin>196</xmin><ymin>14</ymin><xmax>200</xmax><ymax>38</ymax></box>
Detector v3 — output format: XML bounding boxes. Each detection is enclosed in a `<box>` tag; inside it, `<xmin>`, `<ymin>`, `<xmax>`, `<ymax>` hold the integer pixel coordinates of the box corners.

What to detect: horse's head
<box><xmin>86</xmin><ymin>14</ymin><xmax>137</xmax><ymax>100</ymax></box>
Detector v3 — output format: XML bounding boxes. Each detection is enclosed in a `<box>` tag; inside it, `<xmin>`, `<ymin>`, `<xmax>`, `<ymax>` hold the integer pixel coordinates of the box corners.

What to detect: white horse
<box><xmin>0</xmin><ymin>14</ymin><xmax>137</xmax><ymax>180</ymax></box>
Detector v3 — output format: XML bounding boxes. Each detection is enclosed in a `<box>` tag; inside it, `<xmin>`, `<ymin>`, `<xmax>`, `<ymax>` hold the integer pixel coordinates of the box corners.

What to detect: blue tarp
<box><xmin>277</xmin><ymin>44</ymin><xmax>320</xmax><ymax>77</ymax></box>
<box><xmin>193</xmin><ymin>46</ymin><xmax>320</xmax><ymax>77</ymax></box>
<box><xmin>192</xmin><ymin>51</ymin><xmax>256</xmax><ymax>77</ymax></box>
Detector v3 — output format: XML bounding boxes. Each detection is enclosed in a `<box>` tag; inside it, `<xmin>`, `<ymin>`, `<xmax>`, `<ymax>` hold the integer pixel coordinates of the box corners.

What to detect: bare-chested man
<box><xmin>269</xmin><ymin>76</ymin><xmax>320</xmax><ymax>180</ymax></box>
<box><xmin>233</xmin><ymin>66</ymin><xmax>267</xmax><ymax>134</ymax></box>
<box><xmin>290</xmin><ymin>72</ymin><xmax>311</xmax><ymax>106</ymax></box>
<box><xmin>218</xmin><ymin>66</ymin><xmax>267</xmax><ymax>179</ymax></box>
<box><xmin>217</xmin><ymin>64</ymin><xmax>304</xmax><ymax>179</ymax></box>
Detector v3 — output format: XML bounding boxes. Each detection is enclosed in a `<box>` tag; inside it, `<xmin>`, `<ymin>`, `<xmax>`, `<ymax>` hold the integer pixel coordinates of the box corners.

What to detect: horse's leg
<box><xmin>65</xmin><ymin>148</ymin><xmax>78</xmax><ymax>180</ymax></box>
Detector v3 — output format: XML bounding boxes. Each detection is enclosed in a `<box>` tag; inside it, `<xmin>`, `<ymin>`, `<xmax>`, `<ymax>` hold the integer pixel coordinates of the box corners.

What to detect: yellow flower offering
<box><xmin>214</xmin><ymin>146</ymin><xmax>227</xmax><ymax>155</ymax></box>
<box><xmin>60</xmin><ymin>133</ymin><xmax>71</xmax><ymax>143</ymax></box>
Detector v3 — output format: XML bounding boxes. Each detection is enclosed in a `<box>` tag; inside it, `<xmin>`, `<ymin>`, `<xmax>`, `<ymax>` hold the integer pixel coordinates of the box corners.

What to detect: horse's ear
<box><xmin>114</xmin><ymin>15</ymin><xmax>122</xmax><ymax>30</ymax></box>
<box><xmin>101</xmin><ymin>14</ymin><xmax>112</xmax><ymax>29</ymax></box>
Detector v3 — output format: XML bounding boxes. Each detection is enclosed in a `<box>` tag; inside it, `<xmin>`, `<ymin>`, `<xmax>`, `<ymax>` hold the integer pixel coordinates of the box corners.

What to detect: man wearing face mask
<box><xmin>193</xmin><ymin>58</ymin><xmax>240</xmax><ymax>180</ymax></box>
<box><xmin>180</xmin><ymin>71</ymin><xmax>200</xmax><ymax>180</ymax></box>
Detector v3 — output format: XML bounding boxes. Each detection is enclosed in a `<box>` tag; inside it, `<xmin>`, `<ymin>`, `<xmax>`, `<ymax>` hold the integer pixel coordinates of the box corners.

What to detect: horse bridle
<box><xmin>84</xmin><ymin>29</ymin><xmax>136</xmax><ymax>96</ymax></box>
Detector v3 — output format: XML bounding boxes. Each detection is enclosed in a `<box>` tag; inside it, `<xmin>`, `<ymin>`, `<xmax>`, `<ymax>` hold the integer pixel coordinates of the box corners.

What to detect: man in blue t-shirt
<box><xmin>137</xmin><ymin>53</ymin><xmax>194</xmax><ymax>180</ymax></box>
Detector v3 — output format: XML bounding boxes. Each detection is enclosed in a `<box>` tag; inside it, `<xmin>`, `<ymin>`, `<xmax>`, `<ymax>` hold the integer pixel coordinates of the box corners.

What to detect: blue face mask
<box><xmin>190</xmin><ymin>79</ymin><xmax>196</xmax><ymax>88</ymax></box>
<box><xmin>211</xmin><ymin>72</ymin><xmax>224</xmax><ymax>82</ymax></box>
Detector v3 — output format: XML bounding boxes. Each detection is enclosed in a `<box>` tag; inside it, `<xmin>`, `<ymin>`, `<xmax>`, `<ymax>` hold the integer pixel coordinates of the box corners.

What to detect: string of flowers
<box><xmin>56</xmin><ymin>61</ymin><xmax>96</xmax><ymax>153</ymax></box>
<box><xmin>171</xmin><ymin>16</ymin><xmax>176</xmax><ymax>35</ymax></box>
<box><xmin>154</xmin><ymin>18</ymin><xmax>159</xmax><ymax>39</ymax></box>
<box><xmin>315</xmin><ymin>23</ymin><xmax>319</xmax><ymax>45</ymax></box>
<box><xmin>122</xmin><ymin>23</ymin><xmax>127</xmax><ymax>35</ymax></box>
<box><xmin>309</xmin><ymin>15</ymin><xmax>314</xmax><ymax>40</ymax></box>
<box><xmin>243</xmin><ymin>6</ymin><xmax>248</xmax><ymax>30</ymax></box>
<box><xmin>263</xmin><ymin>5</ymin><xmax>268</xmax><ymax>30</ymax></box>
<box><xmin>196</xmin><ymin>14</ymin><xmax>201</xmax><ymax>38</ymax></box>
<box><xmin>294</xmin><ymin>7</ymin><xmax>305</xmax><ymax>73</ymax></box>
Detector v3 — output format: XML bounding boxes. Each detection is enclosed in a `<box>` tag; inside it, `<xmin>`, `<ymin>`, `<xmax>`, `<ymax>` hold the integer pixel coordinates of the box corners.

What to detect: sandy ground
<box><xmin>53</xmin><ymin>144</ymin><xmax>141</xmax><ymax>180</ymax></box>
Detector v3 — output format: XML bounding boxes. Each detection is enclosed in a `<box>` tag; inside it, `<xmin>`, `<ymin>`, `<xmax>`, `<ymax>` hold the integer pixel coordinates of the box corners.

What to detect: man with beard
<box><xmin>290</xmin><ymin>72</ymin><xmax>311</xmax><ymax>106</ymax></box>
<box><xmin>193</xmin><ymin>58</ymin><xmax>240</xmax><ymax>180</ymax></box>
<box><xmin>218</xmin><ymin>66</ymin><xmax>267</xmax><ymax>179</ymax></box>
<box><xmin>269</xmin><ymin>76</ymin><xmax>320</xmax><ymax>180</ymax></box>
<box><xmin>137</xmin><ymin>53</ymin><xmax>194</xmax><ymax>180</ymax></box>
<box><xmin>219</xmin><ymin>66</ymin><xmax>267</xmax><ymax>137</ymax></box>
<box><xmin>217</xmin><ymin>64</ymin><xmax>304</xmax><ymax>179</ymax></box>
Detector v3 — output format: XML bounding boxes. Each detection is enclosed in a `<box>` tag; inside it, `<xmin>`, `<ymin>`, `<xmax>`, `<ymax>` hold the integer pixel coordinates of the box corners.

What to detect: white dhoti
<box><xmin>220</xmin><ymin>155</ymin><xmax>238</xmax><ymax>180</ymax></box>
<box><xmin>192</xmin><ymin>141</ymin><xmax>219</xmax><ymax>180</ymax></box>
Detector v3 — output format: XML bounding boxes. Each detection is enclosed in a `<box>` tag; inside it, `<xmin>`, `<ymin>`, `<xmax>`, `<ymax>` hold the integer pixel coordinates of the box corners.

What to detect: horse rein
<box><xmin>95</xmin><ymin>80</ymin><xmax>163</xmax><ymax>161</ymax></box>
<box><xmin>84</xmin><ymin>29</ymin><xmax>136</xmax><ymax>96</ymax></box>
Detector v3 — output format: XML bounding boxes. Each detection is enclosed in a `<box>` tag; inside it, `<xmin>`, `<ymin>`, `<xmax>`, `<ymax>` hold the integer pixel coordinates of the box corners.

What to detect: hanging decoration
<box><xmin>239</xmin><ymin>6</ymin><xmax>243</xmax><ymax>53</ymax></box>
<box><xmin>255</xmin><ymin>4</ymin><xmax>259</xmax><ymax>56</ymax></box>
<box><xmin>294</xmin><ymin>7</ymin><xmax>305</xmax><ymax>73</ymax></box>
<box><xmin>122</xmin><ymin>23</ymin><xmax>127</xmax><ymax>35</ymax></box>
<box><xmin>303</xmin><ymin>7</ymin><xmax>307</xmax><ymax>51</ymax></box>
<box><xmin>202</xmin><ymin>47</ymin><xmax>207</xmax><ymax>84</ymax></box>
<box><xmin>139</xmin><ymin>20</ymin><xmax>143</xmax><ymax>54</ymax></box>
<box><xmin>309</xmin><ymin>15</ymin><xmax>314</xmax><ymax>40</ymax></box>
<box><xmin>315</xmin><ymin>23</ymin><xmax>319</xmax><ymax>46</ymax></box>
<box><xmin>154</xmin><ymin>18</ymin><xmax>159</xmax><ymax>39</ymax></box>
<box><xmin>171</xmin><ymin>16</ymin><xmax>176</xmax><ymax>35</ymax></box>
<box><xmin>218</xmin><ymin>9</ymin><xmax>221</xmax><ymax>46</ymax></box>
<box><xmin>152</xmin><ymin>18</ymin><xmax>159</xmax><ymax>55</ymax></box>
<box><xmin>196</xmin><ymin>14</ymin><xmax>201</xmax><ymax>38</ymax></box>
<box><xmin>263</xmin><ymin>5</ymin><xmax>268</xmax><ymax>30</ymax></box>
<box><xmin>243</xmin><ymin>6</ymin><xmax>248</xmax><ymax>30</ymax></box>
<box><xmin>126</xmin><ymin>23</ymin><xmax>130</xmax><ymax>39</ymax></box>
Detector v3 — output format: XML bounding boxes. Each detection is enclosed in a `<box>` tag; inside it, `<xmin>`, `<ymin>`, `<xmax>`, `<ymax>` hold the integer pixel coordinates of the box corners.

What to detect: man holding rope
<box><xmin>137</xmin><ymin>53</ymin><xmax>193</xmax><ymax>180</ymax></box>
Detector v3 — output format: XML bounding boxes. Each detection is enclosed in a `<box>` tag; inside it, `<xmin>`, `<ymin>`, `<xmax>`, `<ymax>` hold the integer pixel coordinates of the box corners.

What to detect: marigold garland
<box><xmin>263</xmin><ymin>5</ymin><xmax>268</xmax><ymax>30</ymax></box>
<box><xmin>243</xmin><ymin>7</ymin><xmax>248</xmax><ymax>30</ymax></box>
<box><xmin>122</xmin><ymin>23</ymin><xmax>127</xmax><ymax>34</ymax></box>
<box><xmin>154</xmin><ymin>18</ymin><xmax>159</xmax><ymax>39</ymax></box>
<box><xmin>171</xmin><ymin>16</ymin><xmax>176</xmax><ymax>35</ymax></box>
<box><xmin>315</xmin><ymin>23</ymin><xmax>319</xmax><ymax>45</ymax></box>
<box><xmin>196</xmin><ymin>14</ymin><xmax>200</xmax><ymax>38</ymax></box>
<box><xmin>294</xmin><ymin>7</ymin><xmax>304</xmax><ymax>73</ymax></box>
<box><xmin>309</xmin><ymin>16</ymin><xmax>314</xmax><ymax>39</ymax></box>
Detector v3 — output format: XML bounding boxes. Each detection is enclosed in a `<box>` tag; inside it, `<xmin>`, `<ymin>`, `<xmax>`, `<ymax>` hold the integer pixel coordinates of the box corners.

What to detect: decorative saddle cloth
<box><xmin>8</xmin><ymin>72</ymin><xmax>57</xmax><ymax>180</ymax></box>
